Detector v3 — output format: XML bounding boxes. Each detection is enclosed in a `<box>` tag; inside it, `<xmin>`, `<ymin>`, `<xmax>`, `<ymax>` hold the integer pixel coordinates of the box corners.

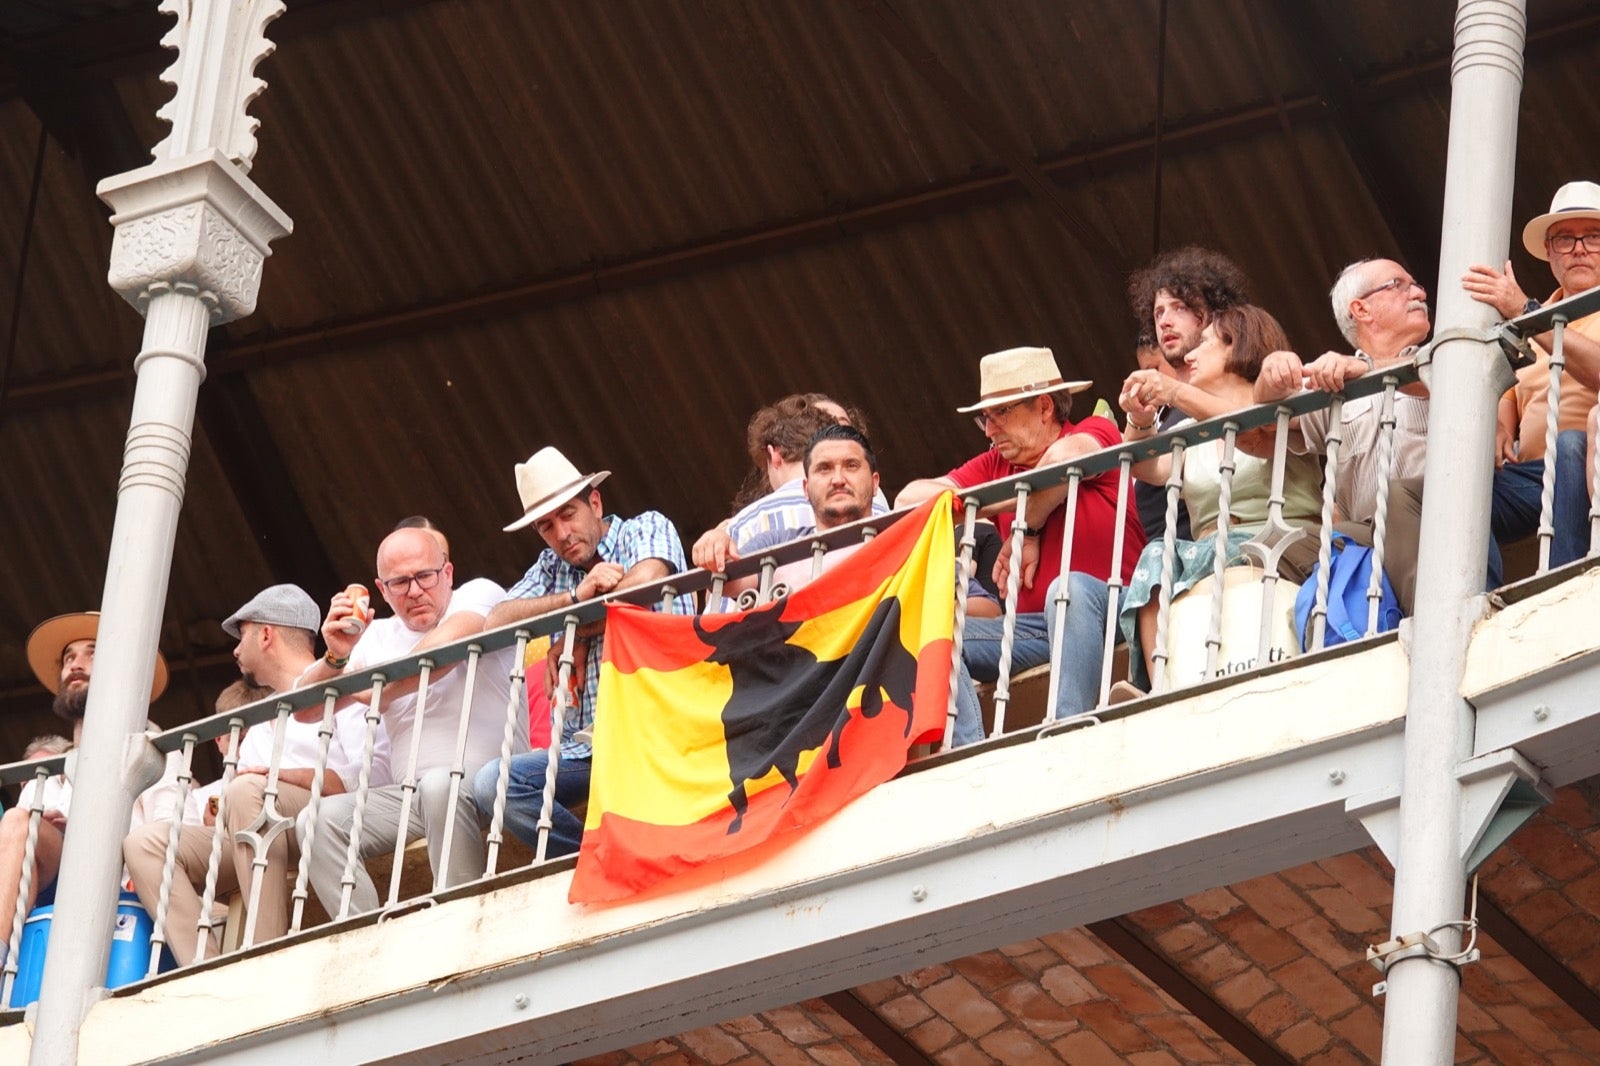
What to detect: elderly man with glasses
<box><xmin>1252</xmin><ymin>257</ymin><xmax>1432</xmax><ymax>576</ymax></box>
<box><xmin>301</xmin><ymin>524</ymin><xmax>528</xmax><ymax>915</ymax></box>
<box><xmin>1463</xmin><ymin>180</ymin><xmax>1600</xmax><ymax>573</ymax></box>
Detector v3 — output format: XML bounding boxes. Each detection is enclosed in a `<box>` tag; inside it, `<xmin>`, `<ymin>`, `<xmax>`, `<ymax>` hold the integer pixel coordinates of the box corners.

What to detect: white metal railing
<box><xmin>1499</xmin><ymin>284</ymin><xmax>1600</xmax><ymax>572</ymax></box>
<box><xmin>9</xmin><ymin>341</ymin><xmax>1596</xmax><ymax>1009</ymax></box>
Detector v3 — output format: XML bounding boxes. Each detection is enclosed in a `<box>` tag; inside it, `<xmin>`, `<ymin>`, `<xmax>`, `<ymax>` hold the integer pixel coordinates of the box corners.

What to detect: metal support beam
<box><xmin>1476</xmin><ymin>896</ymin><xmax>1600</xmax><ymax>1032</ymax></box>
<box><xmin>1089</xmin><ymin>917</ymin><xmax>1294</xmax><ymax>1066</ymax></box>
<box><xmin>820</xmin><ymin>992</ymin><xmax>936</xmax><ymax>1066</ymax></box>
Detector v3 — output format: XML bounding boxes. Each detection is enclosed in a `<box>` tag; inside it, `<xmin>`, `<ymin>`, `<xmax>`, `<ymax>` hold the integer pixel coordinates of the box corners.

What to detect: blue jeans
<box><xmin>1043</xmin><ymin>573</ymin><xmax>1112</xmax><ymax>718</ymax></box>
<box><xmin>950</xmin><ymin>660</ymin><xmax>984</xmax><ymax>748</ymax></box>
<box><xmin>961</xmin><ymin>572</ymin><xmax>1110</xmax><ymax>721</ymax></box>
<box><xmin>961</xmin><ymin>613</ymin><xmax>1051</xmax><ymax>682</ymax></box>
<box><xmin>472</xmin><ymin>752</ymin><xmax>593</xmax><ymax>859</ymax></box>
<box><xmin>1490</xmin><ymin>429</ymin><xmax>1591</xmax><ymax>583</ymax></box>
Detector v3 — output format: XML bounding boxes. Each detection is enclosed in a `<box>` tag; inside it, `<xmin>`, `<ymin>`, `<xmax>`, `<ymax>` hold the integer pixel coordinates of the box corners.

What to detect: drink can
<box><xmin>344</xmin><ymin>583</ymin><xmax>374</xmax><ymax>635</ymax></box>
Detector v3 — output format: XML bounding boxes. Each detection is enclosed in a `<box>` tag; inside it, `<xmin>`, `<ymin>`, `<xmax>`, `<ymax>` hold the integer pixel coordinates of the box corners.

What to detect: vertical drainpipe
<box><xmin>1379</xmin><ymin>2</ymin><xmax>1524</xmax><ymax>1063</ymax></box>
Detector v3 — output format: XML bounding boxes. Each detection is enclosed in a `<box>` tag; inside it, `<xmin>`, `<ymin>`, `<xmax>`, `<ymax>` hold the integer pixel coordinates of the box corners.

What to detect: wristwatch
<box><xmin>1016</xmin><ymin>522</ymin><xmax>1044</xmax><ymax>538</ymax></box>
<box><xmin>1523</xmin><ymin>298</ymin><xmax>1542</xmax><ymax>316</ymax></box>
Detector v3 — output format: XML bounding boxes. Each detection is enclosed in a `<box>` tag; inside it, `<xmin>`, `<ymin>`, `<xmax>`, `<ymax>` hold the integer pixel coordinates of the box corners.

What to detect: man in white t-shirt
<box><xmin>304</xmin><ymin>528</ymin><xmax>528</xmax><ymax>915</ymax></box>
<box><xmin>124</xmin><ymin>585</ymin><xmax>380</xmax><ymax>962</ymax></box>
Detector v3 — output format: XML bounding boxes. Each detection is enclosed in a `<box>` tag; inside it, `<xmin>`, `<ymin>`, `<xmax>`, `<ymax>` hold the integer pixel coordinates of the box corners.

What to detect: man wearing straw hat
<box><xmin>476</xmin><ymin>446</ymin><xmax>692</xmax><ymax>857</ymax></box>
<box><xmin>897</xmin><ymin>347</ymin><xmax>1144</xmax><ymax>696</ymax></box>
<box><xmin>302</xmin><ymin>526</ymin><xmax>526</xmax><ymax>916</ymax></box>
<box><xmin>1463</xmin><ymin>180</ymin><xmax>1600</xmax><ymax>572</ymax></box>
<box><xmin>0</xmin><ymin>612</ymin><xmax>176</xmax><ymax>969</ymax></box>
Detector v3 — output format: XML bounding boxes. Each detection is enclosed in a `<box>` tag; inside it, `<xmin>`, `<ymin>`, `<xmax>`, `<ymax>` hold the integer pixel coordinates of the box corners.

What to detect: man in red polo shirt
<box><xmin>898</xmin><ymin>346</ymin><xmax>1144</xmax><ymax>700</ymax></box>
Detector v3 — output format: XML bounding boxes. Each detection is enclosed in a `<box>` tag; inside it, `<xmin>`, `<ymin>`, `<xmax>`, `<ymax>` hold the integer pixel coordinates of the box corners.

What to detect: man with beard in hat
<box><xmin>0</xmin><ymin>612</ymin><xmax>176</xmax><ymax>968</ymax></box>
<box><xmin>474</xmin><ymin>446</ymin><xmax>692</xmax><ymax>858</ymax></box>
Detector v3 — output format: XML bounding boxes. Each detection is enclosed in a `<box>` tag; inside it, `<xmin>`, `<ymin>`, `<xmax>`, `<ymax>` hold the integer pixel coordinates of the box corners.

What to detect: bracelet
<box><xmin>569</xmin><ymin>587</ymin><xmax>581</xmax><ymax>604</ymax></box>
<box><xmin>324</xmin><ymin>651</ymin><xmax>349</xmax><ymax>669</ymax></box>
<box><xmin>1016</xmin><ymin>522</ymin><xmax>1044</xmax><ymax>538</ymax></box>
<box><xmin>1125</xmin><ymin>416</ymin><xmax>1156</xmax><ymax>433</ymax></box>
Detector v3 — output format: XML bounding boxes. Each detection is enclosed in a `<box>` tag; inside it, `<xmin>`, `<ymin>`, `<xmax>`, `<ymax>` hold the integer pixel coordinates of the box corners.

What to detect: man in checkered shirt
<box><xmin>475</xmin><ymin>446</ymin><xmax>692</xmax><ymax>857</ymax></box>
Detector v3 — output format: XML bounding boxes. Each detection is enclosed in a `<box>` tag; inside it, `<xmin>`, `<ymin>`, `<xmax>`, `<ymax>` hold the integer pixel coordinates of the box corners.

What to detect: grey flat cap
<box><xmin>222</xmin><ymin>584</ymin><xmax>322</xmax><ymax>639</ymax></box>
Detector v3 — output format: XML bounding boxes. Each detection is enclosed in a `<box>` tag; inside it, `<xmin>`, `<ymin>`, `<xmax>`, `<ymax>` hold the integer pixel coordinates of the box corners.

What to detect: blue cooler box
<box><xmin>9</xmin><ymin>890</ymin><xmax>175</xmax><ymax>1007</ymax></box>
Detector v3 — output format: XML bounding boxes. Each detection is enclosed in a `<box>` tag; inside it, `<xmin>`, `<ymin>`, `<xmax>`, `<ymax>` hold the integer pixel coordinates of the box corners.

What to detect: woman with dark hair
<box><xmin>1116</xmin><ymin>305</ymin><xmax>1322</xmax><ymax>686</ymax></box>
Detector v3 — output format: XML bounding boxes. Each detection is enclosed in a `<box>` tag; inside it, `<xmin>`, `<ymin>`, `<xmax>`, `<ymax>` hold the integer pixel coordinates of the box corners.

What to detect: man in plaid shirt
<box><xmin>475</xmin><ymin>446</ymin><xmax>692</xmax><ymax>857</ymax></box>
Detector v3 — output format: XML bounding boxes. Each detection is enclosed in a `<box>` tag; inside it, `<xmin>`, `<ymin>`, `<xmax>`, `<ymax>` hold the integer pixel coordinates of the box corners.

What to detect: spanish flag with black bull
<box><xmin>569</xmin><ymin>492</ymin><xmax>957</xmax><ymax>904</ymax></box>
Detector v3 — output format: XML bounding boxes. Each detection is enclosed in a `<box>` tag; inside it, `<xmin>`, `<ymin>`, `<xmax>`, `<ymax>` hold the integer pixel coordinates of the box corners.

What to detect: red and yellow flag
<box><xmin>569</xmin><ymin>492</ymin><xmax>956</xmax><ymax>903</ymax></box>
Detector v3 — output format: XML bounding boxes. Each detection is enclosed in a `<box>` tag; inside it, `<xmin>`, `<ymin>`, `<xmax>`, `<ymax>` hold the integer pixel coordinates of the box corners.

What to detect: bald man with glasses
<box><xmin>302</xmin><ymin>525</ymin><xmax>529</xmax><ymax>916</ymax></box>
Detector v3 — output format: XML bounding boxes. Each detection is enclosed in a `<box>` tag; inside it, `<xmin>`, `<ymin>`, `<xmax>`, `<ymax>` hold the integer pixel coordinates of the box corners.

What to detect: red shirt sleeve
<box><xmin>946</xmin><ymin>450</ymin><xmax>1004</xmax><ymax>487</ymax></box>
<box><xmin>1071</xmin><ymin>414</ymin><xmax>1122</xmax><ymax>450</ymax></box>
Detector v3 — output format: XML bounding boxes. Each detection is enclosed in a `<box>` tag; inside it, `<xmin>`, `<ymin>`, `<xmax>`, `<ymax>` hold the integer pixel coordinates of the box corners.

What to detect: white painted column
<box><xmin>30</xmin><ymin>2</ymin><xmax>292</xmax><ymax>1055</ymax></box>
<box><xmin>1379</xmin><ymin>2</ymin><xmax>1525</xmax><ymax>1063</ymax></box>
<box><xmin>29</xmin><ymin>151</ymin><xmax>289</xmax><ymax>1066</ymax></box>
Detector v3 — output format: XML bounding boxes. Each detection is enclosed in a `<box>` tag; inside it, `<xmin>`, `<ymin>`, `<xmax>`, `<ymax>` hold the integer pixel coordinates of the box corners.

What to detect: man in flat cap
<box><xmin>303</xmin><ymin>525</ymin><xmax>527</xmax><ymax>915</ymax></box>
<box><xmin>898</xmin><ymin>347</ymin><xmax>1144</xmax><ymax>717</ymax></box>
<box><xmin>124</xmin><ymin>585</ymin><xmax>380</xmax><ymax>962</ymax></box>
<box><xmin>0</xmin><ymin>612</ymin><xmax>175</xmax><ymax>968</ymax></box>
<box><xmin>1464</xmin><ymin>180</ymin><xmax>1600</xmax><ymax>573</ymax></box>
<box><xmin>475</xmin><ymin>446</ymin><xmax>692</xmax><ymax>857</ymax></box>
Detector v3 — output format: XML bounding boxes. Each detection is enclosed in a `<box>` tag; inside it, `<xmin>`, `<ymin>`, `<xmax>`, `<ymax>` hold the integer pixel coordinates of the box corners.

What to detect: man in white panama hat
<box><xmin>1463</xmin><ymin>180</ymin><xmax>1600</xmax><ymax>572</ymax></box>
<box><xmin>302</xmin><ymin>523</ymin><xmax>527</xmax><ymax>915</ymax></box>
<box><xmin>474</xmin><ymin>446</ymin><xmax>692</xmax><ymax>857</ymax></box>
<box><xmin>0</xmin><ymin>612</ymin><xmax>176</xmax><ymax>969</ymax></box>
<box><xmin>897</xmin><ymin>346</ymin><xmax>1145</xmax><ymax>711</ymax></box>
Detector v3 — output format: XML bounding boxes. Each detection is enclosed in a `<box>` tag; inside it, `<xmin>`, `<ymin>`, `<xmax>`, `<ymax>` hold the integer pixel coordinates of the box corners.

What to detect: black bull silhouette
<box><xmin>693</xmin><ymin>596</ymin><xmax>922</xmax><ymax>834</ymax></box>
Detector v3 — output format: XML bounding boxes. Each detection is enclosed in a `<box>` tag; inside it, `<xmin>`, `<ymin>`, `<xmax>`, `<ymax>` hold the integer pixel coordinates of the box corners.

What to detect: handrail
<box><xmin>1503</xmin><ymin>284</ymin><xmax>1600</xmax><ymax>337</ymax></box>
<box><xmin>116</xmin><ymin>355</ymin><xmax>1422</xmax><ymax>757</ymax></box>
<box><xmin>0</xmin><ymin>754</ymin><xmax>67</xmax><ymax>790</ymax></box>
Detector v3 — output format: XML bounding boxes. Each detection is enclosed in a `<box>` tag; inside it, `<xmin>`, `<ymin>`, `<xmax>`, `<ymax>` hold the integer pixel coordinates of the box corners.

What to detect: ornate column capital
<box><xmin>97</xmin><ymin>149</ymin><xmax>292</xmax><ymax>324</ymax></box>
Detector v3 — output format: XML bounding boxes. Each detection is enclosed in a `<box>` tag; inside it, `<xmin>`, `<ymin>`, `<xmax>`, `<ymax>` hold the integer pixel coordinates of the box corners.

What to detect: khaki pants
<box><xmin>124</xmin><ymin>822</ymin><xmax>238</xmax><ymax>966</ymax></box>
<box><xmin>225</xmin><ymin>776</ymin><xmax>315</xmax><ymax>946</ymax></box>
<box><xmin>1273</xmin><ymin>516</ymin><xmax>1415</xmax><ymax>609</ymax></box>
<box><xmin>123</xmin><ymin>776</ymin><xmax>315</xmax><ymax>965</ymax></box>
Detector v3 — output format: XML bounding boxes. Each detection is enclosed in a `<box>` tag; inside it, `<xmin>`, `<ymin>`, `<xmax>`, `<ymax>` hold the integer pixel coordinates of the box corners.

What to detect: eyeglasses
<box><xmin>377</xmin><ymin>566</ymin><xmax>444</xmax><ymax>596</ymax></box>
<box><xmin>1356</xmin><ymin>276</ymin><xmax>1419</xmax><ymax>301</ymax></box>
<box><xmin>1547</xmin><ymin>233</ymin><xmax>1600</xmax><ymax>255</ymax></box>
<box><xmin>972</xmin><ymin>400</ymin><xmax>1026</xmax><ymax>431</ymax></box>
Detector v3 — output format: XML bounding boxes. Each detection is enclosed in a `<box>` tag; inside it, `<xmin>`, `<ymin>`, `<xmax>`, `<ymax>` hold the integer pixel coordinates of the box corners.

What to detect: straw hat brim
<box><xmin>956</xmin><ymin>379</ymin><xmax>1092</xmax><ymax>414</ymax></box>
<box><xmin>503</xmin><ymin>470</ymin><xmax>611</xmax><ymax>532</ymax></box>
<box><xmin>1523</xmin><ymin>207</ymin><xmax>1600</xmax><ymax>261</ymax></box>
<box><xmin>26</xmin><ymin>611</ymin><xmax>169</xmax><ymax>701</ymax></box>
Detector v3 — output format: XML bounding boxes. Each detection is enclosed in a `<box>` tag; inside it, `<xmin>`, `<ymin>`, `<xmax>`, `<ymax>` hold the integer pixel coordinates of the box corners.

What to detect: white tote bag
<box><xmin>1160</xmin><ymin>566</ymin><xmax>1301</xmax><ymax>689</ymax></box>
